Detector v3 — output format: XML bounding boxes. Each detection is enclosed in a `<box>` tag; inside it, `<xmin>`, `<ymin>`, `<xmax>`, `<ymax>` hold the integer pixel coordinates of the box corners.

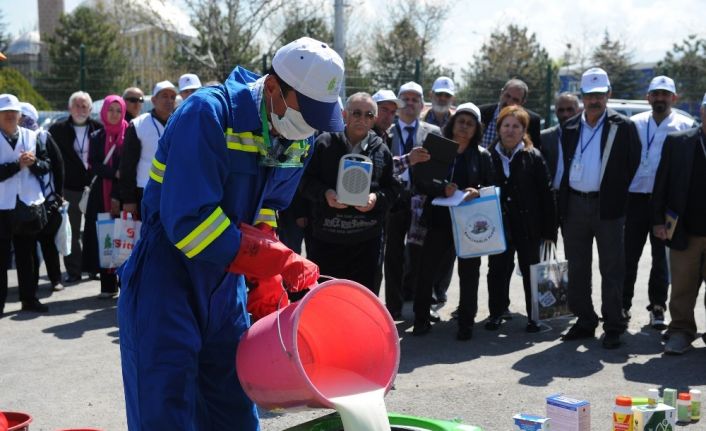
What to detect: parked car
<box><xmin>37</xmin><ymin>111</ymin><xmax>69</xmax><ymax>130</ymax></box>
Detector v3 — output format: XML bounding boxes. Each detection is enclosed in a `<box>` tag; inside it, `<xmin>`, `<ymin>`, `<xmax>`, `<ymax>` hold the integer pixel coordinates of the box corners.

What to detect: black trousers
<box><xmin>487</xmin><ymin>235</ymin><xmax>540</xmax><ymax>321</ymax></box>
<box><xmin>1</xmin><ymin>233</ymin><xmax>41</xmax><ymax>312</ymax></box>
<box><xmin>563</xmin><ymin>194</ymin><xmax>627</xmax><ymax>334</ymax></box>
<box><xmin>413</xmin><ymin>222</ymin><xmax>481</xmax><ymax>329</ymax></box>
<box><xmin>307</xmin><ymin>234</ymin><xmax>383</xmax><ymax>295</ymax></box>
<box><xmin>623</xmin><ymin>193</ymin><xmax>668</xmax><ymax>310</ymax></box>
<box><xmin>384</xmin><ymin>207</ymin><xmax>411</xmax><ymax>313</ymax></box>
<box><xmin>35</xmin><ymin>205</ymin><xmax>63</xmax><ymax>286</ymax></box>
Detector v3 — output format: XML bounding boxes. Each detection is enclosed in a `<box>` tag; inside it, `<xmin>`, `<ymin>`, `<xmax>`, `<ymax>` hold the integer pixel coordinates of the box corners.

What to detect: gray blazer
<box><xmin>540</xmin><ymin>125</ymin><xmax>561</xmax><ymax>181</ymax></box>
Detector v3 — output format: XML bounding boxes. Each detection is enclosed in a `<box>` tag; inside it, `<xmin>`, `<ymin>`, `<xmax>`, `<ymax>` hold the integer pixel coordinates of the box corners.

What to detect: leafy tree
<box><xmin>369</xmin><ymin>1</ymin><xmax>450</xmax><ymax>93</ymax></box>
<box><xmin>166</xmin><ymin>0</ymin><xmax>284</xmax><ymax>82</ymax></box>
<box><xmin>0</xmin><ymin>67</ymin><xmax>51</xmax><ymax>109</ymax></box>
<box><xmin>656</xmin><ymin>34</ymin><xmax>706</xmax><ymax>104</ymax></box>
<box><xmin>590</xmin><ymin>31</ymin><xmax>641</xmax><ymax>99</ymax></box>
<box><xmin>460</xmin><ymin>25</ymin><xmax>554</xmax><ymax>115</ymax></box>
<box><xmin>0</xmin><ymin>11</ymin><xmax>10</xmax><ymax>53</ymax></box>
<box><xmin>39</xmin><ymin>6</ymin><xmax>128</xmax><ymax>109</ymax></box>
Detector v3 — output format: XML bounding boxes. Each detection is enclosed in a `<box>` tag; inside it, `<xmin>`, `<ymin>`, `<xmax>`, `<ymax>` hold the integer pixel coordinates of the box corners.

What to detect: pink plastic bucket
<box><xmin>4</xmin><ymin>412</ymin><xmax>32</xmax><ymax>431</ymax></box>
<box><xmin>236</xmin><ymin>279</ymin><xmax>400</xmax><ymax>410</ymax></box>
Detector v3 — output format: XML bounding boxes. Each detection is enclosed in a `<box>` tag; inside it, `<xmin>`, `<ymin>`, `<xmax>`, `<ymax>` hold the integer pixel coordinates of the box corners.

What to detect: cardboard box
<box><xmin>632</xmin><ymin>403</ymin><xmax>676</xmax><ymax>431</ymax></box>
<box><xmin>546</xmin><ymin>394</ymin><xmax>590</xmax><ymax>431</ymax></box>
<box><xmin>513</xmin><ymin>413</ymin><xmax>551</xmax><ymax>430</ymax></box>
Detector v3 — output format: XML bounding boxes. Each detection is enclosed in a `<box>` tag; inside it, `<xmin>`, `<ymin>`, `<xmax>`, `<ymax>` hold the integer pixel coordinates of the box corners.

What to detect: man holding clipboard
<box><xmin>651</xmin><ymin>93</ymin><xmax>706</xmax><ymax>355</ymax></box>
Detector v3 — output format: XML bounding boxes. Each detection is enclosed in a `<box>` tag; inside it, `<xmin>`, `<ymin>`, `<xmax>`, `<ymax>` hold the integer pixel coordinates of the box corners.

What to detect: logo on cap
<box><xmin>327</xmin><ymin>77</ymin><xmax>338</xmax><ymax>94</ymax></box>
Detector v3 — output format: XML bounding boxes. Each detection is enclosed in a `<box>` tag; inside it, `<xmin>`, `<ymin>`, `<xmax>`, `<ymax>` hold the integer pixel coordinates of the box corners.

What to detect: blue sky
<box><xmin>3</xmin><ymin>0</ymin><xmax>705</xmax><ymax>77</ymax></box>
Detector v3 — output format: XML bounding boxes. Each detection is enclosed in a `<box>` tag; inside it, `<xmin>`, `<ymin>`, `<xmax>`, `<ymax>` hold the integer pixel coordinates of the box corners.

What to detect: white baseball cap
<box><xmin>432</xmin><ymin>76</ymin><xmax>455</xmax><ymax>96</ymax></box>
<box><xmin>178</xmin><ymin>73</ymin><xmax>202</xmax><ymax>92</ymax></box>
<box><xmin>272</xmin><ymin>37</ymin><xmax>344</xmax><ymax>132</ymax></box>
<box><xmin>20</xmin><ymin>102</ymin><xmax>38</xmax><ymax>121</ymax></box>
<box><xmin>648</xmin><ymin>75</ymin><xmax>676</xmax><ymax>94</ymax></box>
<box><xmin>0</xmin><ymin>94</ymin><xmax>21</xmax><ymax>112</ymax></box>
<box><xmin>152</xmin><ymin>80</ymin><xmax>177</xmax><ymax>98</ymax></box>
<box><xmin>454</xmin><ymin>102</ymin><xmax>481</xmax><ymax>124</ymax></box>
<box><xmin>372</xmin><ymin>89</ymin><xmax>404</xmax><ymax>108</ymax></box>
<box><xmin>398</xmin><ymin>81</ymin><xmax>423</xmax><ymax>99</ymax></box>
<box><xmin>581</xmin><ymin>67</ymin><xmax>610</xmax><ymax>94</ymax></box>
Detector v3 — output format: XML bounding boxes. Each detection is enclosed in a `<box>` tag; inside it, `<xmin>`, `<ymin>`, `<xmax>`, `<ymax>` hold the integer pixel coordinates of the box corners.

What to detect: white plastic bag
<box><xmin>96</xmin><ymin>213</ymin><xmax>116</xmax><ymax>268</ymax></box>
<box><xmin>530</xmin><ymin>241</ymin><xmax>571</xmax><ymax>322</ymax></box>
<box><xmin>54</xmin><ymin>201</ymin><xmax>72</xmax><ymax>256</ymax></box>
<box><xmin>112</xmin><ymin>211</ymin><xmax>141</xmax><ymax>267</ymax></box>
<box><xmin>449</xmin><ymin>187</ymin><xmax>506</xmax><ymax>258</ymax></box>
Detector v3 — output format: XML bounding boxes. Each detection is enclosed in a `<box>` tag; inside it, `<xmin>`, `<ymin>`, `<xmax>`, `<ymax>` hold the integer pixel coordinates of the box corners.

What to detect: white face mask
<box><xmin>270</xmin><ymin>90</ymin><xmax>315</xmax><ymax>140</ymax></box>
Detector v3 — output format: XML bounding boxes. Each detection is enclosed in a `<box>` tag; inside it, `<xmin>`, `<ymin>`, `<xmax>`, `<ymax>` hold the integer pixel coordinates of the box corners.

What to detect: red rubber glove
<box><xmin>247</xmin><ymin>274</ymin><xmax>289</xmax><ymax>321</ymax></box>
<box><xmin>228</xmin><ymin>223</ymin><xmax>318</xmax><ymax>292</ymax></box>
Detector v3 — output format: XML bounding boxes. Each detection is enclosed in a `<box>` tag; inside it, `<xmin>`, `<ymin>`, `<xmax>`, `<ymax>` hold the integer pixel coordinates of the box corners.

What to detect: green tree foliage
<box><xmin>369</xmin><ymin>2</ymin><xmax>450</xmax><ymax>93</ymax></box>
<box><xmin>0</xmin><ymin>68</ymin><xmax>51</xmax><ymax>110</ymax></box>
<box><xmin>0</xmin><ymin>11</ymin><xmax>10</xmax><ymax>53</ymax></box>
<box><xmin>656</xmin><ymin>34</ymin><xmax>706</xmax><ymax>104</ymax></box>
<box><xmin>169</xmin><ymin>0</ymin><xmax>284</xmax><ymax>82</ymax></box>
<box><xmin>590</xmin><ymin>31</ymin><xmax>641</xmax><ymax>99</ymax></box>
<box><xmin>461</xmin><ymin>25</ymin><xmax>554</xmax><ymax>115</ymax></box>
<box><xmin>39</xmin><ymin>6</ymin><xmax>128</xmax><ymax>109</ymax></box>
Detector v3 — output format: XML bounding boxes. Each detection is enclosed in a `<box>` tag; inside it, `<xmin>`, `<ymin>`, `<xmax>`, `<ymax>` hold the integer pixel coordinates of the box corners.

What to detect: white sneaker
<box><xmin>52</xmin><ymin>283</ymin><xmax>65</xmax><ymax>292</ymax></box>
<box><xmin>649</xmin><ymin>306</ymin><xmax>667</xmax><ymax>330</ymax></box>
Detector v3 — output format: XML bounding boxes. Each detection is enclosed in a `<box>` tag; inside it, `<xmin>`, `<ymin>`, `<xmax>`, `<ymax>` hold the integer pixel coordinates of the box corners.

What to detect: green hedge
<box><xmin>0</xmin><ymin>67</ymin><xmax>51</xmax><ymax>110</ymax></box>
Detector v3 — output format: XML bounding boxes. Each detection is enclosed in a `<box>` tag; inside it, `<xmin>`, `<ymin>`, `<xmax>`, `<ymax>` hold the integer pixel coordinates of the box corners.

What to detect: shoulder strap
<box><xmin>599</xmin><ymin>124</ymin><xmax>618</xmax><ymax>185</ymax></box>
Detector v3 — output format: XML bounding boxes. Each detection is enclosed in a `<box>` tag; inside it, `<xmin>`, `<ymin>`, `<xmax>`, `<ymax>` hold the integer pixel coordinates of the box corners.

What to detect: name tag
<box><xmin>569</xmin><ymin>161</ymin><xmax>583</xmax><ymax>182</ymax></box>
<box><xmin>636</xmin><ymin>159</ymin><xmax>652</xmax><ymax>178</ymax></box>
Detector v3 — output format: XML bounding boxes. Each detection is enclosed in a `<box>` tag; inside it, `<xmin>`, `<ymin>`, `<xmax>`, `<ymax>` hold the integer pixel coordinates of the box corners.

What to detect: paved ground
<box><xmin>1</xmin><ymin>240</ymin><xmax>705</xmax><ymax>430</ymax></box>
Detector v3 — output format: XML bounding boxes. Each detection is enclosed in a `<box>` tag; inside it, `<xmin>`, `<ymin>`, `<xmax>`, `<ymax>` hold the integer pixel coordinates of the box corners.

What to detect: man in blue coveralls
<box><xmin>117</xmin><ymin>37</ymin><xmax>345</xmax><ymax>430</ymax></box>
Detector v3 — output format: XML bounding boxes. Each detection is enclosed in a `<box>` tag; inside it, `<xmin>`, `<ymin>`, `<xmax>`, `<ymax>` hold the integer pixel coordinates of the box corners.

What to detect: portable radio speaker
<box><xmin>336</xmin><ymin>154</ymin><xmax>373</xmax><ymax>207</ymax></box>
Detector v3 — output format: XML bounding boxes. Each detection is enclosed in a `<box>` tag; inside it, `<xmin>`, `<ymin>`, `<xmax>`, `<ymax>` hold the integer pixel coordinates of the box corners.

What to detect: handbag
<box><xmin>530</xmin><ymin>240</ymin><xmax>571</xmax><ymax>322</ymax></box>
<box><xmin>13</xmin><ymin>196</ymin><xmax>48</xmax><ymax>236</ymax></box>
<box><xmin>449</xmin><ymin>186</ymin><xmax>507</xmax><ymax>258</ymax></box>
<box><xmin>79</xmin><ymin>144</ymin><xmax>117</xmax><ymax>214</ymax></box>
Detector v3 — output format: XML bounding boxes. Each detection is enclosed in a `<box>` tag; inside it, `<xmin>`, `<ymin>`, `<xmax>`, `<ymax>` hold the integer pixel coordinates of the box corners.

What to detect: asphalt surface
<box><xmin>1</xmin><ymin>240</ymin><xmax>705</xmax><ymax>431</ymax></box>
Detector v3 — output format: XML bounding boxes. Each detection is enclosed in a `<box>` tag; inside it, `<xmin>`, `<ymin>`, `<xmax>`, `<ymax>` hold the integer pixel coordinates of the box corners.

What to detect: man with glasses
<box><xmin>122</xmin><ymin>87</ymin><xmax>145</xmax><ymax>122</ymax></box>
<box><xmin>384</xmin><ymin>81</ymin><xmax>439</xmax><ymax>320</ymax></box>
<box><xmin>300</xmin><ymin>92</ymin><xmax>400</xmax><ymax>294</ymax></box>
<box><xmin>541</xmin><ymin>92</ymin><xmax>581</xmax><ymax>191</ymax></box>
<box><xmin>479</xmin><ymin>78</ymin><xmax>542</xmax><ymax>149</ymax></box>
<box><xmin>558</xmin><ymin>67</ymin><xmax>641</xmax><ymax>349</ymax></box>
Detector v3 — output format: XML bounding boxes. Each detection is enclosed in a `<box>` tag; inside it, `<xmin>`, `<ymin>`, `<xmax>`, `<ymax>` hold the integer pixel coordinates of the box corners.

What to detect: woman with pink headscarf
<box><xmin>83</xmin><ymin>95</ymin><xmax>128</xmax><ymax>298</ymax></box>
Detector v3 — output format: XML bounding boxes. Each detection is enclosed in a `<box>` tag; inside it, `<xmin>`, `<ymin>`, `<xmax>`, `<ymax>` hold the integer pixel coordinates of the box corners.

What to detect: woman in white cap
<box><xmin>412</xmin><ymin>102</ymin><xmax>495</xmax><ymax>340</ymax></box>
<box><xmin>0</xmin><ymin>94</ymin><xmax>52</xmax><ymax>315</ymax></box>
<box><xmin>485</xmin><ymin>105</ymin><xmax>557</xmax><ymax>333</ymax></box>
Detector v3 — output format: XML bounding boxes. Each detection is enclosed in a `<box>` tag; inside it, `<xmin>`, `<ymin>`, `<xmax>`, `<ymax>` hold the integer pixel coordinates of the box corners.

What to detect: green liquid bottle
<box><xmin>690</xmin><ymin>389</ymin><xmax>701</xmax><ymax>421</ymax></box>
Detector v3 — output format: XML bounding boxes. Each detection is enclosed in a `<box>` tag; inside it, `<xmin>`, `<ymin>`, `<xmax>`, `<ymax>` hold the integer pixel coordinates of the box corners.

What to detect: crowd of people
<box><xmin>2</xmin><ymin>61</ymin><xmax>706</xmax><ymax>359</ymax></box>
<box><xmin>2</xmin><ymin>36</ymin><xmax>706</xmax><ymax>430</ymax></box>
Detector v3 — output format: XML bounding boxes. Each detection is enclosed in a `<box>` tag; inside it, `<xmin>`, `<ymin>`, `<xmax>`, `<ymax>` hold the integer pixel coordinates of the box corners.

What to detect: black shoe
<box><xmin>429</xmin><ymin>309</ymin><xmax>441</xmax><ymax>323</ymax></box>
<box><xmin>602</xmin><ymin>332</ymin><xmax>622</xmax><ymax>349</ymax></box>
<box><xmin>621</xmin><ymin>308</ymin><xmax>631</xmax><ymax>322</ymax></box>
<box><xmin>21</xmin><ymin>299</ymin><xmax>49</xmax><ymax>313</ymax></box>
<box><xmin>64</xmin><ymin>274</ymin><xmax>81</xmax><ymax>284</ymax></box>
<box><xmin>484</xmin><ymin>316</ymin><xmax>503</xmax><ymax>331</ymax></box>
<box><xmin>88</xmin><ymin>272</ymin><xmax>100</xmax><ymax>280</ymax></box>
<box><xmin>649</xmin><ymin>306</ymin><xmax>667</xmax><ymax>330</ymax></box>
<box><xmin>526</xmin><ymin>320</ymin><xmax>541</xmax><ymax>333</ymax></box>
<box><xmin>561</xmin><ymin>324</ymin><xmax>595</xmax><ymax>341</ymax></box>
<box><xmin>501</xmin><ymin>309</ymin><xmax>513</xmax><ymax>320</ymax></box>
<box><xmin>457</xmin><ymin>326</ymin><xmax>473</xmax><ymax>341</ymax></box>
<box><xmin>412</xmin><ymin>320</ymin><xmax>432</xmax><ymax>336</ymax></box>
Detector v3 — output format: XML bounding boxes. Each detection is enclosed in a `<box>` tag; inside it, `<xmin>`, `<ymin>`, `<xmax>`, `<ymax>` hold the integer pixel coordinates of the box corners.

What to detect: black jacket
<box><xmin>651</xmin><ymin>127</ymin><xmax>704</xmax><ymax>250</ymax></box>
<box><xmin>37</xmin><ymin>131</ymin><xmax>65</xmax><ymax>198</ymax></box>
<box><xmin>479</xmin><ymin>103</ymin><xmax>542</xmax><ymax>150</ymax></box>
<box><xmin>300</xmin><ymin>130</ymin><xmax>401</xmax><ymax>244</ymax></box>
<box><xmin>558</xmin><ymin>109</ymin><xmax>641</xmax><ymax>221</ymax></box>
<box><xmin>414</xmin><ymin>143</ymin><xmax>496</xmax><ymax>228</ymax></box>
<box><xmin>490</xmin><ymin>144</ymin><xmax>557</xmax><ymax>242</ymax></box>
<box><xmin>48</xmin><ymin>116</ymin><xmax>103</xmax><ymax>191</ymax></box>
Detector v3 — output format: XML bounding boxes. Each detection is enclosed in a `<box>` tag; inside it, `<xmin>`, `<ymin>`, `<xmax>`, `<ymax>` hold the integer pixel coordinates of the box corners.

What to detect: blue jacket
<box><xmin>141</xmin><ymin>66</ymin><xmax>314</xmax><ymax>267</ymax></box>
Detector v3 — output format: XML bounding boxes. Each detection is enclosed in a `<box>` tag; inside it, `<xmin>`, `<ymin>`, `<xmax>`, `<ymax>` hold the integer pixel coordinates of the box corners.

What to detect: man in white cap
<box><xmin>423</xmin><ymin>76</ymin><xmax>456</xmax><ymax>128</ymax></box>
<box><xmin>651</xmin><ymin>92</ymin><xmax>706</xmax><ymax>355</ymax></box>
<box><xmin>119</xmin><ymin>80</ymin><xmax>177</xmax><ymax>220</ymax></box>
<box><xmin>0</xmin><ymin>94</ymin><xmax>52</xmax><ymax>315</ymax></box>
<box><xmin>117</xmin><ymin>37</ymin><xmax>342</xmax><ymax>430</ymax></box>
<box><xmin>558</xmin><ymin>67</ymin><xmax>641</xmax><ymax>349</ymax></box>
<box><xmin>623</xmin><ymin>76</ymin><xmax>694</xmax><ymax>330</ymax></box>
<box><xmin>178</xmin><ymin>73</ymin><xmax>202</xmax><ymax>100</ymax></box>
<box><xmin>371</xmin><ymin>89</ymin><xmax>403</xmax><ymax>142</ymax></box>
<box><xmin>383</xmin><ymin>81</ymin><xmax>438</xmax><ymax>320</ymax></box>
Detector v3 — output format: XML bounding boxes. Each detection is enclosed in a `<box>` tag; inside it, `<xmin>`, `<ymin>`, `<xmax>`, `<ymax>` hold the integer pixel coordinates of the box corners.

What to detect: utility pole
<box><xmin>333</xmin><ymin>0</ymin><xmax>346</xmax><ymax>99</ymax></box>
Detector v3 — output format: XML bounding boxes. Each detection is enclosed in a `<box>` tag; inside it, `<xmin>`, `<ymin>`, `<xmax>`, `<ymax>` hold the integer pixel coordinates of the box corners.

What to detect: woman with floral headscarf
<box><xmin>83</xmin><ymin>95</ymin><xmax>128</xmax><ymax>298</ymax></box>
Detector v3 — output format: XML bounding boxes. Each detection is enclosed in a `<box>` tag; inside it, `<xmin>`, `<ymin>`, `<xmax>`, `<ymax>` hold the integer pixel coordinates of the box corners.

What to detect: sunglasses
<box><xmin>124</xmin><ymin>97</ymin><xmax>144</xmax><ymax>103</ymax></box>
<box><xmin>349</xmin><ymin>109</ymin><xmax>375</xmax><ymax>120</ymax></box>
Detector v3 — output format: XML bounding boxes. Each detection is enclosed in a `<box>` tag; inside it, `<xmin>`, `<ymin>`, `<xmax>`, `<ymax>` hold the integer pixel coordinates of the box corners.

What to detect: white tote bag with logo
<box><xmin>449</xmin><ymin>187</ymin><xmax>506</xmax><ymax>258</ymax></box>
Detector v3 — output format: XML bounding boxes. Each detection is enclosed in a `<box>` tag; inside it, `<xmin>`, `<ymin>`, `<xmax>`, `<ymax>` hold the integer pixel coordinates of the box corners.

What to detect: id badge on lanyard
<box><xmin>569</xmin><ymin>159</ymin><xmax>584</xmax><ymax>182</ymax></box>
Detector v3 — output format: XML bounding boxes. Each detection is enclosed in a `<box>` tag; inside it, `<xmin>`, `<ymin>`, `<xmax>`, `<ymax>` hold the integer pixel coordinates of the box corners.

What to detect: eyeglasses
<box><xmin>348</xmin><ymin>109</ymin><xmax>375</xmax><ymax>120</ymax></box>
<box><xmin>124</xmin><ymin>97</ymin><xmax>144</xmax><ymax>103</ymax></box>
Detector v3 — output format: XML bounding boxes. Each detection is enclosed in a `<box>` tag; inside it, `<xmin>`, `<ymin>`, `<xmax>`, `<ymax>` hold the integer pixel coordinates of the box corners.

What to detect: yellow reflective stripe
<box><xmin>149</xmin><ymin>158</ymin><xmax>165</xmax><ymax>183</ymax></box>
<box><xmin>175</xmin><ymin>207</ymin><xmax>231</xmax><ymax>258</ymax></box>
<box><xmin>225</xmin><ymin>129</ymin><xmax>265</xmax><ymax>154</ymax></box>
<box><xmin>254</xmin><ymin>208</ymin><xmax>277</xmax><ymax>227</ymax></box>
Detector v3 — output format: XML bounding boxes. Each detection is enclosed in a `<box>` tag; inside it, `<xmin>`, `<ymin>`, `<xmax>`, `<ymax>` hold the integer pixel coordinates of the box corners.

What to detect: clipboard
<box><xmin>665</xmin><ymin>208</ymin><xmax>678</xmax><ymax>240</ymax></box>
<box><xmin>412</xmin><ymin>133</ymin><xmax>459</xmax><ymax>184</ymax></box>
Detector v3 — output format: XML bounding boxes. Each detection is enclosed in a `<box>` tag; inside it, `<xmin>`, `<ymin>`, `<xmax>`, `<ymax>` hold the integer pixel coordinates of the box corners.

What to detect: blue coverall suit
<box><xmin>117</xmin><ymin>66</ymin><xmax>313</xmax><ymax>430</ymax></box>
